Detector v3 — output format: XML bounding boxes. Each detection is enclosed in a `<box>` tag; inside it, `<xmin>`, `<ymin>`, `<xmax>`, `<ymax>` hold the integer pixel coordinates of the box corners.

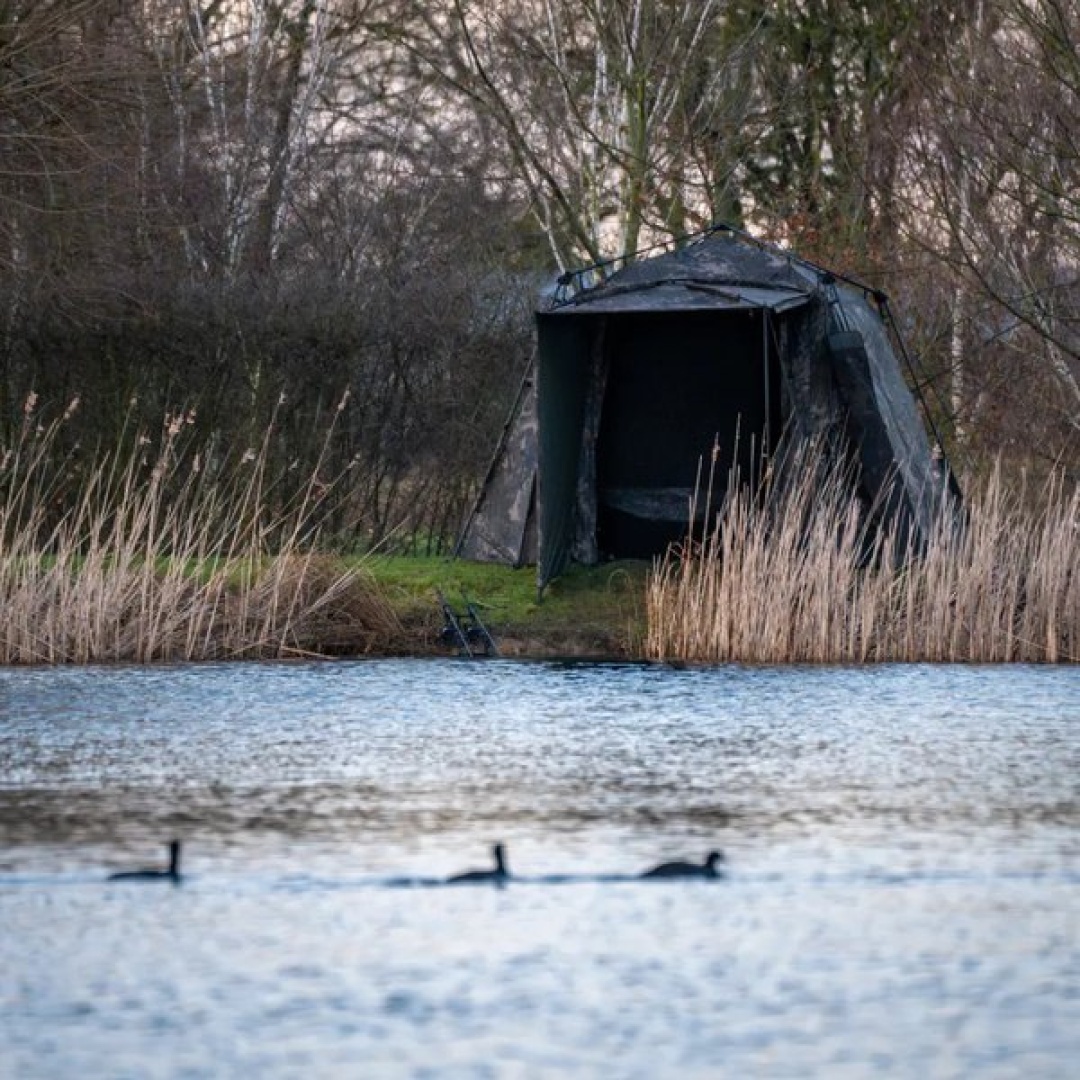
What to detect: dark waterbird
<box><xmin>446</xmin><ymin>843</ymin><xmax>509</xmax><ymax>885</ymax></box>
<box><xmin>640</xmin><ymin>850</ymin><xmax>723</xmax><ymax>880</ymax></box>
<box><xmin>107</xmin><ymin>840</ymin><xmax>182</xmax><ymax>883</ymax></box>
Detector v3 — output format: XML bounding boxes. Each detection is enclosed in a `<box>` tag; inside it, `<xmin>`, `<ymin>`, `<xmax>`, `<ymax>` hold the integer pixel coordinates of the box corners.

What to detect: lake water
<box><xmin>1</xmin><ymin>659</ymin><xmax>1078</xmax><ymax>1079</ymax></box>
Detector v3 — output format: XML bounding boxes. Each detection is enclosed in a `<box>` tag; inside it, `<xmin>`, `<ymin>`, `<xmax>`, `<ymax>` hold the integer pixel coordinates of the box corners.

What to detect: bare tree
<box><xmin>0</xmin><ymin>1</ymin><xmax>141</xmax><ymax>300</ymax></box>
<box><xmin>132</xmin><ymin>1</ymin><xmax>391</xmax><ymax>281</ymax></box>
<box><xmin>397</xmin><ymin>0</ymin><xmax>772</xmax><ymax>270</ymax></box>
<box><xmin>897</xmin><ymin>0</ymin><xmax>1080</xmax><ymax>470</ymax></box>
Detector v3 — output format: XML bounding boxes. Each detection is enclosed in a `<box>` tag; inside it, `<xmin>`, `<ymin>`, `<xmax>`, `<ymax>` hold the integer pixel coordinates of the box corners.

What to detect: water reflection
<box><xmin>2</xmin><ymin>660</ymin><xmax>1079</xmax><ymax>1077</ymax></box>
<box><xmin>3</xmin><ymin>660</ymin><xmax>1077</xmax><ymax>864</ymax></box>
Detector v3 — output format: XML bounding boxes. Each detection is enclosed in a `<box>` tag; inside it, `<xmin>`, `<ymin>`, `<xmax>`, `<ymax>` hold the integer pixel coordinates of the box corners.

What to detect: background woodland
<box><xmin>2</xmin><ymin>0</ymin><xmax>1077</xmax><ymax>552</ymax></box>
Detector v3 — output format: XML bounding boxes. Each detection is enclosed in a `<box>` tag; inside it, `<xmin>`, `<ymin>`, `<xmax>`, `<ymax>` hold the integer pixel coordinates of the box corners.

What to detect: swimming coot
<box><xmin>640</xmin><ymin>850</ymin><xmax>723</xmax><ymax>880</ymax></box>
<box><xmin>107</xmin><ymin>840</ymin><xmax>182</xmax><ymax>883</ymax></box>
<box><xmin>446</xmin><ymin>843</ymin><xmax>509</xmax><ymax>885</ymax></box>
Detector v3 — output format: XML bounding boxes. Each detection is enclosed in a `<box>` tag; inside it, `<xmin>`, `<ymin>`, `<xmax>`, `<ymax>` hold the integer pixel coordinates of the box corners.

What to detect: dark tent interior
<box><xmin>595</xmin><ymin>309</ymin><xmax>780</xmax><ymax>558</ymax></box>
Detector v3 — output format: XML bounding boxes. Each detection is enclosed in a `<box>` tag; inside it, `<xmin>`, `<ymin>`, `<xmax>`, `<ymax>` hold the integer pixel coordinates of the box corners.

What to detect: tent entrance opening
<box><xmin>596</xmin><ymin>309</ymin><xmax>777</xmax><ymax>559</ymax></box>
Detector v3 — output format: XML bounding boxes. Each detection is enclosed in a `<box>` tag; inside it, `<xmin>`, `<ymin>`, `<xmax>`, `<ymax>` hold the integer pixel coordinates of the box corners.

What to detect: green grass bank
<box><xmin>364</xmin><ymin>556</ymin><xmax>649</xmax><ymax>660</ymax></box>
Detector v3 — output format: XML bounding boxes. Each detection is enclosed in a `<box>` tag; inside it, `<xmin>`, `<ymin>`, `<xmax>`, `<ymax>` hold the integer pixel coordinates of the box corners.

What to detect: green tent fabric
<box><xmin>457</xmin><ymin>229</ymin><xmax>956</xmax><ymax>593</ymax></box>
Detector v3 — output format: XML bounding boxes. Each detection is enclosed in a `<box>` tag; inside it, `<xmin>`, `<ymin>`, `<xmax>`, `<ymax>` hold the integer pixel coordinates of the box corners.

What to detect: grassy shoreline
<box><xmin>3</xmin><ymin>545</ymin><xmax>1079</xmax><ymax>665</ymax></box>
<box><xmin>364</xmin><ymin>556</ymin><xmax>649</xmax><ymax>661</ymax></box>
<box><xmin>0</xmin><ymin>400</ymin><xmax>644</xmax><ymax>664</ymax></box>
<box><xmin>4</xmin><ymin>408</ymin><xmax>1076</xmax><ymax>666</ymax></box>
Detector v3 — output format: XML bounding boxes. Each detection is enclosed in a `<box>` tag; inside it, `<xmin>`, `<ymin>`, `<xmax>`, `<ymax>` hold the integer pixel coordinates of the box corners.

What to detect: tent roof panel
<box><xmin>543</xmin><ymin>280</ymin><xmax>812</xmax><ymax>314</ymax></box>
<box><xmin>545</xmin><ymin>232</ymin><xmax>821</xmax><ymax>315</ymax></box>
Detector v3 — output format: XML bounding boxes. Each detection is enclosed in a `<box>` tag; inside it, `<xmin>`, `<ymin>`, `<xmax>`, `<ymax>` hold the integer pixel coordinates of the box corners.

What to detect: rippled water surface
<box><xmin>1</xmin><ymin>659</ymin><xmax>1078</xmax><ymax>1078</ymax></box>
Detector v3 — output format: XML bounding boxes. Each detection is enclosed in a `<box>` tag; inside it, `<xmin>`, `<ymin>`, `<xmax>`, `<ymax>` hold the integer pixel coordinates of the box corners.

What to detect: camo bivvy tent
<box><xmin>457</xmin><ymin>226</ymin><xmax>956</xmax><ymax>592</ymax></box>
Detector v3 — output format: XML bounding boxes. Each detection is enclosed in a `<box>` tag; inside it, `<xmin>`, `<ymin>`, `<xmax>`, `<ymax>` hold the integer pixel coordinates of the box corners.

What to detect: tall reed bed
<box><xmin>0</xmin><ymin>396</ymin><xmax>402</xmax><ymax>664</ymax></box>
<box><xmin>646</xmin><ymin>444</ymin><xmax>1079</xmax><ymax>664</ymax></box>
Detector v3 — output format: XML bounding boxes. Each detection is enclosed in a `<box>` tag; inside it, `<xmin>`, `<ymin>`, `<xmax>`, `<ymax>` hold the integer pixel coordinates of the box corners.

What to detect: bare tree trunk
<box><xmin>947</xmin><ymin>0</ymin><xmax>988</xmax><ymax>446</ymax></box>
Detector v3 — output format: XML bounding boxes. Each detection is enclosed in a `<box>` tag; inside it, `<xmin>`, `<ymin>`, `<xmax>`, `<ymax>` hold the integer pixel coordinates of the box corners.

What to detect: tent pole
<box><xmin>453</xmin><ymin>350</ymin><xmax>536</xmax><ymax>559</ymax></box>
<box><xmin>763</xmin><ymin>310</ymin><xmax>771</xmax><ymax>471</ymax></box>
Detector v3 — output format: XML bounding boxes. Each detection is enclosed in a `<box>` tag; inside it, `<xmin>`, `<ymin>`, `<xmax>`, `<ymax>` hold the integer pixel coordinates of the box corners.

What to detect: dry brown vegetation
<box><xmin>646</xmin><ymin>447</ymin><xmax>1080</xmax><ymax>665</ymax></box>
<box><xmin>6</xmin><ymin>396</ymin><xmax>1078</xmax><ymax>667</ymax></box>
<box><xmin>0</xmin><ymin>401</ymin><xmax>403</xmax><ymax>664</ymax></box>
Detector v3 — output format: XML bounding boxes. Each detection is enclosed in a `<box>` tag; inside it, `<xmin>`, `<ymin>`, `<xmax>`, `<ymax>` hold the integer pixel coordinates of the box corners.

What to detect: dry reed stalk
<box><xmin>646</xmin><ymin>443</ymin><xmax>1079</xmax><ymax>665</ymax></box>
<box><xmin>0</xmin><ymin>397</ymin><xmax>402</xmax><ymax>664</ymax></box>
